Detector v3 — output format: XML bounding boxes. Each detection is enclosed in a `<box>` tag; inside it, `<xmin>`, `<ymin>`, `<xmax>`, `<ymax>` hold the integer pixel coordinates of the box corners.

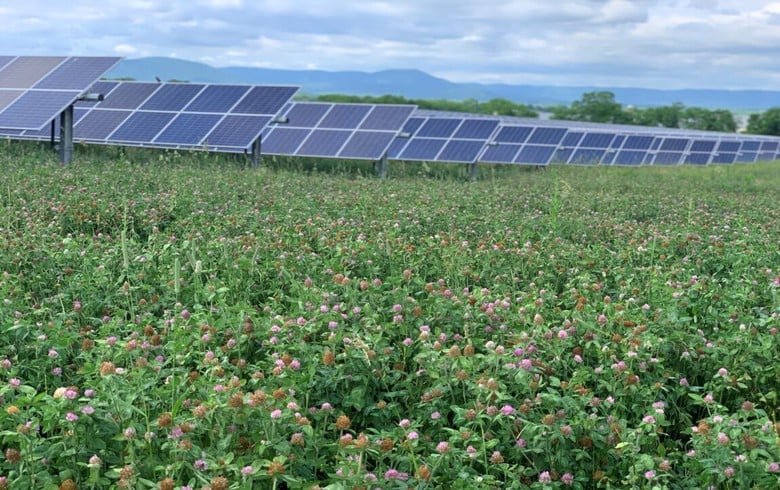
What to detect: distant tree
<box><xmin>746</xmin><ymin>108</ymin><xmax>780</xmax><ymax>136</ymax></box>
<box><xmin>632</xmin><ymin>103</ymin><xmax>685</xmax><ymax>128</ymax></box>
<box><xmin>481</xmin><ymin>98</ymin><xmax>537</xmax><ymax>117</ymax></box>
<box><xmin>680</xmin><ymin>107</ymin><xmax>737</xmax><ymax>132</ymax></box>
<box><xmin>552</xmin><ymin>91</ymin><xmax>632</xmax><ymax>123</ymax></box>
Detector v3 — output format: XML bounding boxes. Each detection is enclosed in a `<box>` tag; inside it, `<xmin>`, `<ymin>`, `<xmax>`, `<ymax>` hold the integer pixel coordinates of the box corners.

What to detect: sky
<box><xmin>3</xmin><ymin>0</ymin><xmax>780</xmax><ymax>90</ymax></box>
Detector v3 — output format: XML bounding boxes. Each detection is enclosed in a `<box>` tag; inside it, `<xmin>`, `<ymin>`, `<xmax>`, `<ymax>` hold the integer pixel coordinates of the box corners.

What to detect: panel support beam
<box><xmin>251</xmin><ymin>137</ymin><xmax>261</xmax><ymax>168</ymax></box>
<box><xmin>59</xmin><ymin>105</ymin><xmax>74</xmax><ymax>165</ymax></box>
<box><xmin>468</xmin><ymin>161</ymin><xmax>478</xmax><ymax>181</ymax></box>
<box><xmin>375</xmin><ymin>152</ymin><xmax>389</xmax><ymax>179</ymax></box>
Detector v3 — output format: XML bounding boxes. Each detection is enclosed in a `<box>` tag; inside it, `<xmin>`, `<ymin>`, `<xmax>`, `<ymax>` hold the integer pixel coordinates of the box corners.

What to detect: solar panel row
<box><xmin>387</xmin><ymin>110</ymin><xmax>780</xmax><ymax>166</ymax></box>
<box><xmin>261</xmin><ymin>102</ymin><xmax>416</xmax><ymax>160</ymax></box>
<box><xmin>2</xmin><ymin>81</ymin><xmax>299</xmax><ymax>151</ymax></box>
<box><xmin>0</xmin><ymin>56</ymin><xmax>121</xmax><ymax>130</ymax></box>
<box><xmin>0</xmin><ymin>62</ymin><xmax>779</xmax><ymax>168</ymax></box>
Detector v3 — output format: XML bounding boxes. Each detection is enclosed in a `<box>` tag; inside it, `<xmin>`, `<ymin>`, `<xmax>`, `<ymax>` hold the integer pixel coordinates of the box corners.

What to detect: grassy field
<box><xmin>0</xmin><ymin>142</ymin><xmax>778</xmax><ymax>489</ymax></box>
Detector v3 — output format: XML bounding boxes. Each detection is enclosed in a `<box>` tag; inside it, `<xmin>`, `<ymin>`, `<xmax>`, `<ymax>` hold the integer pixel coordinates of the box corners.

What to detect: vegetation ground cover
<box><xmin>0</xmin><ymin>144</ymin><xmax>778</xmax><ymax>489</ymax></box>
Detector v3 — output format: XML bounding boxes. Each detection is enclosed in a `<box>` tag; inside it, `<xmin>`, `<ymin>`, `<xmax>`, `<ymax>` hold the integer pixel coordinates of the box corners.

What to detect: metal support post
<box><xmin>376</xmin><ymin>152</ymin><xmax>388</xmax><ymax>179</ymax></box>
<box><xmin>59</xmin><ymin>105</ymin><xmax>74</xmax><ymax>165</ymax></box>
<box><xmin>468</xmin><ymin>161</ymin><xmax>478</xmax><ymax>181</ymax></box>
<box><xmin>251</xmin><ymin>138</ymin><xmax>261</xmax><ymax>168</ymax></box>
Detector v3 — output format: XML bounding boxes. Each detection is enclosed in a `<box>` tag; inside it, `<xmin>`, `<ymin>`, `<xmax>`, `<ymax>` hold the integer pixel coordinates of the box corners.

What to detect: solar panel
<box><xmin>388</xmin><ymin>113</ymin><xmax>499</xmax><ymax>163</ymax></box>
<box><xmin>262</xmin><ymin>102</ymin><xmax>416</xmax><ymax>160</ymax></box>
<box><xmin>65</xmin><ymin>81</ymin><xmax>297</xmax><ymax>152</ymax></box>
<box><xmin>0</xmin><ymin>56</ymin><xmax>121</xmax><ymax>130</ymax></box>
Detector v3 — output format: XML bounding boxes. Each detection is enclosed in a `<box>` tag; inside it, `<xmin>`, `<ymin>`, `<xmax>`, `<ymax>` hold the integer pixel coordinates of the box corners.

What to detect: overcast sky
<box><xmin>2</xmin><ymin>1</ymin><xmax>780</xmax><ymax>90</ymax></box>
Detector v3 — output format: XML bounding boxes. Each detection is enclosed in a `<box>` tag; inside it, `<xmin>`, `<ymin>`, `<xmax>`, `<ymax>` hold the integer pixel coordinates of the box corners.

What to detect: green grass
<box><xmin>0</xmin><ymin>142</ymin><xmax>778</xmax><ymax>489</ymax></box>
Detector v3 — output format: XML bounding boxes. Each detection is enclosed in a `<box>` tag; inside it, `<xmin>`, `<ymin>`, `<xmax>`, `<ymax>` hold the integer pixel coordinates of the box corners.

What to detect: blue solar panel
<box><xmin>400</xmin><ymin>117</ymin><xmax>425</xmax><ymax>135</ymax></box>
<box><xmin>297</xmin><ymin>129</ymin><xmax>351</xmax><ymax>156</ymax></box>
<box><xmin>685</xmin><ymin>153</ymin><xmax>711</xmax><ymax>165</ymax></box>
<box><xmin>623</xmin><ymin>135</ymin><xmax>654</xmax><ymax>150</ymax></box>
<box><xmin>400</xmin><ymin>138</ymin><xmax>447</xmax><ymax>160</ymax></box>
<box><xmin>561</xmin><ymin>131</ymin><xmax>584</xmax><ymax>147</ymax></box>
<box><xmin>614</xmin><ymin>150</ymin><xmax>646</xmax><ymax>166</ymax></box>
<box><xmin>74</xmin><ymin>109</ymin><xmax>132</xmax><ymax>140</ymax></box>
<box><xmin>570</xmin><ymin>148</ymin><xmax>605</xmax><ymax>165</ymax></box>
<box><xmin>0</xmin><ymin>56</ymin><xmax>64</xmax><ymax>89</ymax></box>
<box><xmin>387</xmin><ymin>137</ymin><xmax>410</xmax><ymax>159</ymax></box>
<box><xmin>516</xmin><ymin>145</ymin><xmax>556</xmax><ymax>164</ymax></box>
<box><xmin>110</xmin><ymin>112</ymin><xmax>176</xmax><ymax>143</ymax></box>
<box><xmin>339</xmin><ymin>131</ymin><xmax>396</xmax><ymax>159</ymax></box>
<box><xmin>359</xmin><ymin>105</ymin><xmax>416</xmax><ymax>131</ymax></box>
<box><xmin>653</xmin><ymin>152</ymin><xmax>683</xmax><ymax>165</ymax></box>
<box><xmin>34</xmin><ymin>57</ymin><xmax>121</xmax><ymax>90</ymax></box>
<box><xmin>690</xmin><ymin>140</ymin><xmax>716</xmax><ymax>152</ymax></box>
<box><xmin>0</xmin><ymin>57</ymin><xmax>14</xmax><ymax>71</ymax></box>
<box><xmin>527</xmin><ymin>127</ymin><xmax>566</xmax><ymax>145</ymax></box>
<box><xmin>736</xmin><ymin>152</ymin><xmax>757</xmax><ymax>163</ymax></box>
<box><xmin>717</xmin><ymin>141</ymin><xmax>740</xmax><ymax>152</ymax></box>
<box><xmin>610</xmin><ymin>135</ymin><xmax>626</xmax><ymax>149</ymax></box>
<box><xmin>184</xmin><ymin>85</ymin><xmax>250</xmax><ymax>113</ymax></box>
<box><xmin>80</xmin><ymin>81</ymin><xmax>120</xmax><ymax>107</ymax></box>
<box><xmin>0</xmin><ymin>90</ymin><xmax>80</xmax><ymax>130</ymax></box>
<box><xmin>261</xmin><ymin>127</ymin><xmax>310</xmax><ymax>154</ymax></box>
<box><xmin>318</xmin><ymin>104</ymin><xmax>372</xmax><ymax>129</ymax></box>
<box><xmin>231</xmin><ymin>86</ymin><xmax>298</xmax><ymax>115</ymax></box>
<box><xmin>416</xmin><ymin>118</ymin><xmax>461</xmax><ymax>138</ymax></box>
<box><xmin>552</xmin><ymin>148</ymin><xmax>574</xmax><ymax>164</ymax></box>
<box><xmin>437</xmin><ymin>139</ymin><xmax>486</xmax><ymax>162</ymax></box>
<box><xmin>601</xmin><ymin>150</ymin><xmax>617</xmax><ymax>165</ymax></box>
<box><xmin>98</xmin><ymin>83</ymin><xmax>160</xmax><ymax>110</ymax></box>
<box><xmin>660</xmin><ymin>138</ymin><xmax>689</xmax><ymax>151</ymax></box>
<box><xmin>480</xmin><ymin>144</ymin><xmax>521</xmax><ymax>163</ymax></box>
<box><xmin>712</xmin><ymin>152</ymin><xmax>737</xmax><ymax>164</ymax></box>
<box><xmin>453</xmin><ymin>119</ymin><xmax>498</xmax><ymax>139</ymax></box>
<box><xmin>740</xmin><ymin>141</ymin><xmax>760</xmax><ymax>152</ymax></box>
<box><xmin>283</xmin><ymin>103</ymin><xmax>331</xmax><ymax>128</ymax></box>
<box><xmin>154</xmin><ymin>113</ymin><xmax>223</xmax><ymax>145</ymax></box>
<box><xmin>205</xmin><ymin>115</ymin><xmax>272</xmax><ymax>148</ymax></box>
<box><xmin>0</xmin><ymin>89</ymin><xmax>23</xmax><ymax>112</ymax></box>
<box><xmin>760</xmin><ymin>141</ymin><xmax>778</xmax><ymax>151</ymax></box>
<box><xmin>141</xmin><ymin>84</ymin><xmax>205</xmax><ymax>112</ymax></box>
<box><xmin>493</xmin><ymin>126</ymin><xmax>533</xmax><ymax>143</ymax></box>
<box><xmin>580</xmin><ymin>132</ymin><xmax>615</xmax><ymax>148</ymax></box>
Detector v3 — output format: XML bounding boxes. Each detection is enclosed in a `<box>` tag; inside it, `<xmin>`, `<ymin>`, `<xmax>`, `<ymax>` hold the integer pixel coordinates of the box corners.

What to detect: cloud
<box><xmin>2</xmin><ymin>1</ymin><xmax>780</xmax><ymax>90</ymax></box>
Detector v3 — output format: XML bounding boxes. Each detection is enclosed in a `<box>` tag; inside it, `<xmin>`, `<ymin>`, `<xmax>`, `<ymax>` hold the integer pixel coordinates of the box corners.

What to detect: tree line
<box><xmin>310</xmin><ymin>91</ymin><xmax>780</xmax><ymax>136</ymax></box>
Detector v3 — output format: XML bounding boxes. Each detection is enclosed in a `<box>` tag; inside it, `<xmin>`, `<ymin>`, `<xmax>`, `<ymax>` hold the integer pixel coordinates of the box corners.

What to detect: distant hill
<box><xmin>105</xmin><ymin>57</ymin><xmax>780</xmax><ymax>111</ymax></box>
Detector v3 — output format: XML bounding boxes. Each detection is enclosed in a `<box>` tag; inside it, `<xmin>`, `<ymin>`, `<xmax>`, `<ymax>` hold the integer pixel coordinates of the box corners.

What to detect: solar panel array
<box><xmin>0</xmin><ymin>56</ymin><xmax>121</xmax><ymax>130</ymax></box>
<box><xmin>387</xmin><ymin>114</ymin><xmax>500</xmax><ymax>163</ymax></box>
<box><xmin>261</xmin><ymin>101</ymin><xmax>416</xmax><ymax>160</ymax></box>
<box><xmin>0</xmin><ymin>56</ymin><xmax>779</xmax><ymax>168</ymax></box>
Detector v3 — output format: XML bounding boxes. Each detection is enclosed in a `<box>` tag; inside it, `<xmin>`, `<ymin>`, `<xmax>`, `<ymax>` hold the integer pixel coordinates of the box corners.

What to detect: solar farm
<box><xmin>1</xmin><ymin>56</ymin><xmax>780</xmax><ymax>172</ymax></box>
<box><xmin>1</xmin><ymin>57</ymin><xmax>779</xmax><ymax>489</ymax></box>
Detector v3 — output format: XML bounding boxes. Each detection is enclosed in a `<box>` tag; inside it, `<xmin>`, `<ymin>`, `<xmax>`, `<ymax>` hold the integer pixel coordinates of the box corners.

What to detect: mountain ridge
<box><xmin>105</xmin><ymin>57</ymin><xmax>780</xmax><ymax>111</ymax></box>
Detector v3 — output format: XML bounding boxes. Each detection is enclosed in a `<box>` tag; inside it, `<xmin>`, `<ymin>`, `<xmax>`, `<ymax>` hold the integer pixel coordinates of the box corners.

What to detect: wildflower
<box><xmin>723</xmin><ymin>466</ymin><xmax>735</xmax><ymax>478</ymax></box>
<box><xmin>768</xmin><ymin>462</ymin><xmax>779</xmax><ymax>473</ymax></box>
<box><xmin>210</xmin><ymin>476</ymin><xmax>229</xmax><ymax>490</ymax></box>
<box><xmin>717</xmin><ymin>368</ymin><xmax>729</xmax><ymax>377</ymax></box>
<box><xmin>717</xmin><ymin>432</ymin><xmax>729</xmax><ymax>445</ymax></box>
<box><xmin>406</xmin><ymin>431</ymin><xmax>419</xmax><ymax>440</ymax></box>
<box><xmin>88</xmin><ymin>455</ymin><xmax>102</xmax><ymax>468</ymax></box>
<box><xmin>398</xmin><ymin>418</ymin><xmax>411</xmax><ymax>428</ymax></box>
<box><xmin>194</xmin><ymin>459</ymin><xmax>208</xmax><ymax>471</ymax></box>
<box><xmin>561</xmin><ymin>473</ymin><xmax>574</xmax><ymax>485</ymax></box>
<box><xmin>645</xmin><ymin>470</ymin><xmax>655</xmax><ymax>479</ymax></box>
<box><xmin>501</xmin><ymin>405</ymin><xmax>515</xmax><ymax>416</ymax></box>
<box><xmin>270</xmin><ymin>409</ymin><xmax>282</xmax><ymax>419</ymax></box>
<box><xmin>489</xmin><ymin>451</ymin><xmax>504</xmax><ymax>464</ymax></box>
<box><xmin>241</xmin><ymin>466</ymin><xmax>254</xmax><ymax>476</ymax></box>
<box><xmin>80</xmin><ymin>406</ymin><xmax>94</xmax><ymax>415</ymax></box>
<box><xmin>8</xmin><ymin>378</ymin><xmax>20</xmax><ymax>389</ymax></box>
<box><xmin>335</xmin><ymin>414</ymin><xmax>351</xmax><ymax>430</ymax></box>
<box><xmin>430</xmin><ymin>411</ymin><xmax>441</xmax><ymax>420</ymax></box>
<box><xmin>643</xmin><ymin>416</ymin><xmax>656</xmax><ymax>424</ymax></box>
<box><xmin>538</xmin><ymin>471</ymin><xmax>552</xmax><ymax>484</ymax></box>
<box><xmin>436</xmin><ymin>441</ymin><xmax>450</xmax><ymax>454</ymax></box>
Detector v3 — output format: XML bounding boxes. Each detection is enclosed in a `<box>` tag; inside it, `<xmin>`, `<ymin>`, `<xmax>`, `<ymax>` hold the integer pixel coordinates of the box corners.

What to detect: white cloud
<box><xmin>2</xmin><ymin>1</ymin><xmax>780</xmax><ymax>89</ymax></box>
